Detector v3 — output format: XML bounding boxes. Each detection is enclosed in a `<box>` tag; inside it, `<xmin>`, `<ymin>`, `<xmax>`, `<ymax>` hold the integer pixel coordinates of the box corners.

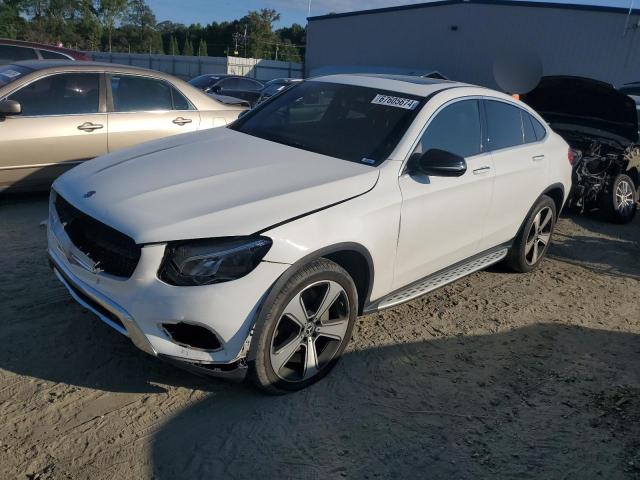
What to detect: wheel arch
<box><xmin>542</xmin><ymin>183</ymin><xmax>566</xmax><ymax>215</ymax></box>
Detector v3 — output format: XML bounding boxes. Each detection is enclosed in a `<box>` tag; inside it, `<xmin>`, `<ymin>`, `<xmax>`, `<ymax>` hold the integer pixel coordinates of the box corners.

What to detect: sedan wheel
<box><xmin>615</xmin><ymin>178</ymin><xmax>635</xmax><ymax>216</ymax></box>
<box><xmin>270</xmin><ymin>280</ymin><xmax>350</xmax><ymax>382</ymax></box>
<box><xmin>524</xmin><ymin>206</ymin><xmax>553</xmax><ymax>266</ymax></box>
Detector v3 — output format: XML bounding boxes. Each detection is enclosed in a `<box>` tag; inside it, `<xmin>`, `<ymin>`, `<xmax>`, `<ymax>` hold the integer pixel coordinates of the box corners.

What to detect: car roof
<box><xmin>6</xmin><ymin>60</ymin><xmax>179</xmax><ymax>76</ymax></box>
<box><xmin>310</xmin><ymin>73</ymin><xmax>469</xmax><ymax>97</ymax></box>
<box><xmin>0</xmin><ymin>38</ymin><xmax>82</xmax><ymax>55</ymax></box>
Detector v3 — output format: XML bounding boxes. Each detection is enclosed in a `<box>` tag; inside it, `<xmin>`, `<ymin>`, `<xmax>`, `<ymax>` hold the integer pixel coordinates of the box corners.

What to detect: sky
<box><xmin>147</xmin><ymin>0</ymin><xmax>640</xmax><ymax>28</ymax></box>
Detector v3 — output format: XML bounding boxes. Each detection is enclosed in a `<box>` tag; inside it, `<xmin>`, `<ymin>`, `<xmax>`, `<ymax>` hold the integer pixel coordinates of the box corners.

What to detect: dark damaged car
<box><xmin>523</xmin><ymin>76</ymin><xmax>639</xmax><ymax>223</ymax></box>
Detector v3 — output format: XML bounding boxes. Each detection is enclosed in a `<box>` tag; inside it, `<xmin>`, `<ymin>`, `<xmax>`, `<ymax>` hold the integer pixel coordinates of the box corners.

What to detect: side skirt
<box><xmin>363</xmin><ymin>244</ymin><xmax>510</xmax><ymax>314</ymax></box>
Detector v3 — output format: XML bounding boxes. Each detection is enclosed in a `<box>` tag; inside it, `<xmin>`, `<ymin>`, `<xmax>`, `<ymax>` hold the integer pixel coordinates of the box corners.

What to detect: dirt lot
<box><xmin>0</xmin><ymin>195</ymin><xmax>639</xmax><ymax>480</ymax></box>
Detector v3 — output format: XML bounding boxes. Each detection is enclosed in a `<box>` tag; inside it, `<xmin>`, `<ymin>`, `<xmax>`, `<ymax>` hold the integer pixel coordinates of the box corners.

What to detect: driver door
<box><xmin>393</xmin><ymin>99</ymin><xmax>495</xmax><ymax>290</ymax></box>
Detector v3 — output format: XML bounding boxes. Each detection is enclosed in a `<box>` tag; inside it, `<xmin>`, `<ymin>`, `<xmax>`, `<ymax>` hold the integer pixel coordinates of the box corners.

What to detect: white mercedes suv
<box><xmin>48</xmin><ymin>74</ymin><xmax>572</xmax><ymax>393</ymax></box>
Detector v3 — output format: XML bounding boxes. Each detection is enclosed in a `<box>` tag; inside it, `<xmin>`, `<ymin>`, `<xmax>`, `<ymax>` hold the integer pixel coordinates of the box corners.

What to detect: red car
<box><xmin>0</xmin><ymin>39</ymin><xmax>90</xmax><ymax>65</ymax></box>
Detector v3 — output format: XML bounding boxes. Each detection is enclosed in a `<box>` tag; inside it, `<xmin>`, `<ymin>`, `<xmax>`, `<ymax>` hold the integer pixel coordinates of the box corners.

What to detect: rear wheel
<box><xmin>602</xmin><ymin>174</ymin><xmax>637</xmax><ymax>224</ymax></box>
<box><xmin>248</xmin><ymin>258</ymin><xmax>357</xmax><ymax>394</ymax></box>
<box><xmin>505</xmin><ymin>195</ymin><xmax>557</xmax><ymax>273</ymax></box>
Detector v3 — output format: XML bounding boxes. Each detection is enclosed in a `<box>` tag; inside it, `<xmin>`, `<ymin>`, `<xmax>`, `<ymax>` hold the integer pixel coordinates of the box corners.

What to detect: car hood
<box><xmin>522</xmin><ymin>76</ymin><xmax>639</xmax><ymax>144</ymax></box>
<box><xmin>53</xmin><ymin>128</ymin><xmax>379</xmax><ymax>244</ymax></box>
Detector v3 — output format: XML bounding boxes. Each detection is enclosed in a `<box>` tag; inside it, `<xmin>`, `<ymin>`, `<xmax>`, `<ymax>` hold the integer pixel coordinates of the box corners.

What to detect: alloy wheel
<box><xmin>269</xmin><ymin>280</ymin><xmax>350</xmax><ymax>382</ymax></box>
<box><xmin>615</xmin><ymin>179</ymin><xmax>635</xmax><ymax>216</ymax></box>
<box><xmin>525</xmin><ymin>206</ymin><xmax>553</xmax><ymax>266</ymax></box>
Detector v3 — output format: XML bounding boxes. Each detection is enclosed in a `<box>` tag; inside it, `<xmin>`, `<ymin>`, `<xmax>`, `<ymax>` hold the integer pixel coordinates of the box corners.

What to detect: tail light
<box><xmin>568</xmin><ymin>149</ymin><xmax>578</xmax><ymax>166</ymax></box>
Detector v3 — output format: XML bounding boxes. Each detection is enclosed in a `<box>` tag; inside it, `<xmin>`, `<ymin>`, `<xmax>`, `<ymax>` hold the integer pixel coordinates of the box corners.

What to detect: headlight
<box><xmin>159</xmin><ymin>236</ymin><xmax>272</xmax><ymax>286</ymax></box>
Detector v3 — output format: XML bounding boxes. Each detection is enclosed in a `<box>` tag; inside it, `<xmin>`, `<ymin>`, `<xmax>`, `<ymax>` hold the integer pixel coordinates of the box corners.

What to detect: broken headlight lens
<box><xmin>159</xmin><ymin>236</ymin><xmax>272</xmax><ymax>286</ymax></box>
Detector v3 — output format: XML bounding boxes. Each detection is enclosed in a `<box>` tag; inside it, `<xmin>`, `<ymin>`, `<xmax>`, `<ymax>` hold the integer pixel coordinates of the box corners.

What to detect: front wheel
<box><xmin>248</xmin><ymin>258</ymin><xmax>357</xmax><ymax>394</ymax></box>
<box><xmin>602</xmin><ymin>174</ymin><xmax>637</xmax><ymax>224</ymax></box>
<box><xmin>505</xmin><ymin>195</ymin><xmax>557</xmax><ymax>273</ymax></box>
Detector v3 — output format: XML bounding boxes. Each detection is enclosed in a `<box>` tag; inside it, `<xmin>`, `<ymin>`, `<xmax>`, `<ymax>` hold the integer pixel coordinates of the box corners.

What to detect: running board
<box><xmin>369</xmin><ymin>247</ymin><xmax>509</xmax><ymax>312</ymax></box>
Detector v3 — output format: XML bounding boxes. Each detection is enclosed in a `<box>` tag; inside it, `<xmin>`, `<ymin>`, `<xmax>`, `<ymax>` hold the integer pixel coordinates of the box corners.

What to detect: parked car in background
<box><xmin>189</xmin><ymin>74</ymin><xmax>264</xmax><ymax>106</ymax></box>
<box><xmin>523</xmin><ymin>76</ymin><xmax>639</xmax><ymax>223</ymax></box>
<box><xmin>0</xmin><ymin>38</ymin><xmax>90</xmax><ymax>64</ymax></box>
<box><xmin>257</xmin><ymin>78</ymin><xmax>302</xmax><ymax>104</ymax></box>
<box><xmin>0</xmin><ymin>61</ymin><xmax>247</xmax><ymax>192</ymax></box>
<box><xmin>48</xmin><ymin>74</ymin><xmax>571</xmax><ymax>393</ymax></box>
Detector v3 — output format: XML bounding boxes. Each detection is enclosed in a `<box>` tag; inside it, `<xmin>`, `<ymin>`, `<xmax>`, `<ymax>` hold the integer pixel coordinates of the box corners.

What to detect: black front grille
<box><xmin>54</xmin><ymin>193</ymin><xmax>141</xmax><ymax>278</ymax></box>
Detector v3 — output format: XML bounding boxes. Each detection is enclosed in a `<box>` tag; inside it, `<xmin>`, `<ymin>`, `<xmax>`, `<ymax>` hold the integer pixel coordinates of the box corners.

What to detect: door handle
<box><xmin>173</xmin><ymin>117</ymin><xmax>193</xmax><ymax>126</ymax></box>
<box><xmin>532</xmin><ymin>154</ymin><xmax>545</xmax><ymax>161</ymax></box>
<box><xmin>472</xmin><ymin>166</ymin><xmax>492</xmax><ymax>175</ymax></box>
<box><xmin>77</xmin><ymin>122</ymin><xmax>103</xmax><ymax>132</ymax></box>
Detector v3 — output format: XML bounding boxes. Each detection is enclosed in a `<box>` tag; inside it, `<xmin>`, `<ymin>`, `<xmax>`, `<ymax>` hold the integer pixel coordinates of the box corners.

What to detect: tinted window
<box><xmin>189</xmin><ymin>75</ymin><xmax>219</xmax><ymax>90</ymax></box>
<box><xmin>39</xmin><ymin>50</ymin><xmax>70</xmax><ymax>60</ymax></box>
<box><xmin>0</xmin><ymin>64</ymin><xmax>32</xmax><ymax>88</ymax></box>
<box><xmin>414</xmin><ymin>100</ymin><xmax>482</xmax><ymax>158</ymax></box>
<box><xmin>8</xmin><ymin>73</ymin><xmax>99</xmax><ymax>116</ymax></box>
<box><xmin>218</xmin><ymin>77</ymin><xmax>239</xmax><ymax>90</ymax></box>
<box><xmin>485</xmin><ymin>100</ymin><xmax>524</xmax><ymax>151</ymax></box>
<box><xmin>619</xmin><ymin>86</ymin><xmax>640</xmax><ymax>96</ymax></box>
<box><xmin>522</xmin><ymin>111</ymin><xmax>536</xmax><ymax>144</ymax></box>
<box><xmin>237</xmin><ymin>78</ymin><xmax>262</xmax><ymax>91</ymax></box>
<box><xmin>172</xmin><ymin>88</ymin><xmax>193</xmax><ymax>111</ymax></box>
<box><xmin>0</xmin><ymin>45</ymin><xmax>38</xmax><ymax>64</ymax></box>
<box><xmin>231</xmin><ymin>81</ymin><xmax>422</xmax><ymax>165</ymax></box>
<box><xmin>112</xmin><ymin>75</ymin><xmax>172</xmax><ymax>112</ymax></box>
<box><xmin>530</xmin><ymin>115</ymin><xmax>547</xmax><ymax>141</ymax></box>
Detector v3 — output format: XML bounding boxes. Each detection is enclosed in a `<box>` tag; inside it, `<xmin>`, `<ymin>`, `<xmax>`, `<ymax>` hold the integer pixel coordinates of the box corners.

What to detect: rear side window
<box><xmin>0</xmin><ymin>45</ymin><xmax>38</xmax><ymax>64</ymax></box>
<box><xmin>172</xmin><ymin>88</ymin><xmax>193</xmax><ymax>111</ymax></box>
<box><xmin>39</xmin><ymin>50</ymin><xmax>70</xmax><ymax>60</ymax></box>
<box><xmin>522</xmin><ymin>111</ymin><xmax>537</xmax><ymax>144</ymax></box>
<box><xmin>485</xmin><ymin>100</ymin><xmax>525</xmax><ymax>151</ymax></box>
<box><xmin>237</xmin><ymin>78</ymin><xmax>262</xmax><ymax>91</ymax></box>
<box><xmin>8</xmin><ymin>73</ymin><xmax>99</xmax><ymax>116</ymax></box>
<box><xmin>530</xmin><ymin>115</ymin><xmax>547</xmax><ymax>141</ymax></box>
<box><xmin>414</xmin><ymin>100</ymin><xmax>482</xmax><ymax>158</ymax></box>
<box><xmin>111</xmin><ymin>75</ymin><xmax>173</xmax><ymax>112</ymax></box>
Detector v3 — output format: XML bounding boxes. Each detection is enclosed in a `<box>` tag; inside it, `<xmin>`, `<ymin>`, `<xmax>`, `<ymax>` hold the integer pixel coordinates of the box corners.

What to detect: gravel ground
<box><xmin>0</xmin><ymin>195</ymin><xmax>638</xmax><ymax>480</ymax></box>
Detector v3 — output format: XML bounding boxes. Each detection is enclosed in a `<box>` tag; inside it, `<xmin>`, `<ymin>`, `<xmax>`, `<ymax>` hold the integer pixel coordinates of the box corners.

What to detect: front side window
<box><xmin>218</xmin><ymin>78</ymin><xmax>239</xmax><ymax>90</ymax></box>
<box><xmin>231</xmin><ymin>81</ymin><xmax>423</xmax><ymax>165</ymax></box>
<box><xmin>189</xmin><ymin>75</ymin><xmax>219</xmax><ymax>90</ymax></box>
<box><xmin>413</xmin><ymin>100</ymin><xmax>482</xmax><ymax>158</ymax></box>
<box><xmin>0</xmin><ymin>45</ymin><xmax>38</xmax><ymax>64</ymax></box>
<box><xmin>485</xmin><ymin>100</ymin><xmax>525</xmax><ymax>151</ymax></box>
<box><xmin>8</xmin><ymin>73</ymin><xmax>99</xmax><ymax>116</ymax></box>
<box><xmin>111</xmin><ymin>75</ymin><xmax>173</xmax><ymax>112</ymax></box>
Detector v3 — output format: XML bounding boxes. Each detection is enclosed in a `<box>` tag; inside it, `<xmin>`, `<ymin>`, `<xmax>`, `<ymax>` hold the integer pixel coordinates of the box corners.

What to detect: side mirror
<box><xmin>0</xmin><ymin>99</ymin><xmax>21</xmax><ymax>116</ymax></box>
<box><xmin>408</xmin><ymin>148</ymin><xmax>467</xmax><ymax>177</ymax></box>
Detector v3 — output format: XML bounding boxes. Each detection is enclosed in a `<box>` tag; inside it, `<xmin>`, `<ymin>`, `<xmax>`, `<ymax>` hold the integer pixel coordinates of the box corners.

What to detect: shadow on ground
<box><xmin>149</xmin><ymin>325</ymin><xmax>640</xmax><ymax>479</ymax></box>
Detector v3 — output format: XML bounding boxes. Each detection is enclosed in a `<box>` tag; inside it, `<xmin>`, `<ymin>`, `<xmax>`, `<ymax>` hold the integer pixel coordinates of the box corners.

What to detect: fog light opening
<box><xmin>162</xmin><ymin>322</ymin><xmax>222</xmax><ymax>351</ymax></box>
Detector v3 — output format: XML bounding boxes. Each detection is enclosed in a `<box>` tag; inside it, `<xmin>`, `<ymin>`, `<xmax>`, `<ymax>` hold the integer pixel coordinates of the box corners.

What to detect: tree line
<box><xmin>0</xmin><ymin>1</ymin><xmax>306</xmax><ymax>62</ymax></box>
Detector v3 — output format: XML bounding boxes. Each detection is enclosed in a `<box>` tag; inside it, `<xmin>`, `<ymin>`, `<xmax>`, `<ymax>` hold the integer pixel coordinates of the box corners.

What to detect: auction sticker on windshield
<box><xmin>371</xmin><ymin>94</ymin><xmax>420</xmax><ymax>110</ymax></box>
<box><xmin>1</xmin><ymin>70</ymin><xmax>21</xmax><ymax>79</ymax></box>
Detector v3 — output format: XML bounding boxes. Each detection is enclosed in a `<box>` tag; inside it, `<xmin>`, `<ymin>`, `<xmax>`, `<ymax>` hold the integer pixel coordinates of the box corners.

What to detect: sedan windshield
<box><xmin>0</xmin><ymin>65</ymin><xmax>32</xmax><ymax>89</ymax></box>
<box><xmin>230</xmin><ymin>81</ymin><xmax>423</xmax><ymax>165</ymax></box>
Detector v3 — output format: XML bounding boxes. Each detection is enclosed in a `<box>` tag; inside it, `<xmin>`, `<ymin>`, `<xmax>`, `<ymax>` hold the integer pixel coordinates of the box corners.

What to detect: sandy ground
<box><xmin>0</xmin><ymin>195</ymin><xmax>639</xmax><ymax>480</ymax></box>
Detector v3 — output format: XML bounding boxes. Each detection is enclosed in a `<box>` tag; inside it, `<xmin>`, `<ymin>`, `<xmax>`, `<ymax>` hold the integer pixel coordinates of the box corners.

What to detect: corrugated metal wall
<box><xmin>306</xmin><ymin>3</ymin><xmax>640</xmax><ymax>88</ymax></box>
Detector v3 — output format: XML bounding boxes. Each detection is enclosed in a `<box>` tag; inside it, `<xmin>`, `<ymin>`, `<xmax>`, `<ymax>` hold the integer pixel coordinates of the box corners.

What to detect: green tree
<box><xmin>197</xmin><ymin>38</ymin><xmax>208</xmax><ymax>56</ymax></box>
<box><xmin>241</xmin><ymin>8</ymin><xmax>280</xmax><ymax>59</ymax></box>
<box><xmin>182</xmin><ymin>33</ymin><xmax>193</xmax><ymax>56</ymax></box>
<box><xmin>97</xmin><ymin>0</ymin><xmax>128</xmax><ymax>52</ymax></box>
<box><xmin>170</xmin><ymin>34</ymin><xmax>179</xmax><ymax>55</ymax></box>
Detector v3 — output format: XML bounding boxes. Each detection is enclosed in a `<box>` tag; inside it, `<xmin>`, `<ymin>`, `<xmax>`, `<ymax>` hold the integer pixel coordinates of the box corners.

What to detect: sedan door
<box><xmin>0</xmin><ymin>72</ymin><xmax>107</xmax><ymax>191</ymax></box>
<box><xmin>480</xmin><ymin>100</ymin><xmax>550</xmax><ymax>250</ymax></box>
<box><xmin>107</xmin><ymin>74</ymin><xmax>200</xmax><ymax>152</ymax></box>
<box><xmin>393</xmin><ymin>99</ymin><xmax>495</xmax><ymax>290</ymax></box>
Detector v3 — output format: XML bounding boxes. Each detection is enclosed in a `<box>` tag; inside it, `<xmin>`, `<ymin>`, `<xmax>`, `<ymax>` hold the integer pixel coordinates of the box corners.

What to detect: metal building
<box><xmin>306</xmin><ymin>0</ymin><xmax>640</xmax><ymax>89</ymax></box>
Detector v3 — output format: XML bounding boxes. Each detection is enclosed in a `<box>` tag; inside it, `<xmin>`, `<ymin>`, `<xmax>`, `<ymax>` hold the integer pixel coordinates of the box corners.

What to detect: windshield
<box><xmin>0</xmin><ymin>65</ymin><xmax>33</xmax><ymax>89</ymax></box>
<box><xmin>230</xmin><ymin>81</ymin><xmax>423</xmax><ymax>165</ymax></box>
<box><xmin>189</xmin><ymin>75</ymin><xmax>219</xmax><ymax>89</ymax></box>
<box><xmin>263</xmin><ymin>83</ymin><xmax>287</xmax><ymax>96</ymax></box>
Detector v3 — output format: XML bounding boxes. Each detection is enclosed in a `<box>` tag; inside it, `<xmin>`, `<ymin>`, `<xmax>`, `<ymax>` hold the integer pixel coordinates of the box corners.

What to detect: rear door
<box><xmin>107</xmin><ymin>74</ymin><xmax>200</xmax><ymax>151</ymax></box>
<box><xmin>480</xmin><ymin>99</ymin><xmax>549</xmax><ymax>250</ymax></box>
<box><xmin>0</xmin><ymin>72</ymin><xmax>107</xmax><ymax>191</ymax></box>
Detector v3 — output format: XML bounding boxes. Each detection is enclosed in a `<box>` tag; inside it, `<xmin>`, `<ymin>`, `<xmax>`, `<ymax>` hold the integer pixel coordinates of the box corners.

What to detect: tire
<box><xmin>248</xmin><ymin>258</ymin><xmax>358</xmax><ymax>394</ymax></box>
<box><xmin>601</xmin><ymin>174</ymin><xmax>637</xmax><ymax>224</ymax></box>
<box><xmin>505</xmin><ymin>195</ymin><xmax>557</xmax><ymax>273</ymax></box>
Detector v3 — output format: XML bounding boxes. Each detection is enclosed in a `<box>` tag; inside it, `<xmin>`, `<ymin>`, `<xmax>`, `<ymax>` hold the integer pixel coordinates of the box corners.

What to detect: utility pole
<box><xmin>308</xmin><ymin>0</ymin><xmax>312</xmax><ymax>17</ymax></box>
